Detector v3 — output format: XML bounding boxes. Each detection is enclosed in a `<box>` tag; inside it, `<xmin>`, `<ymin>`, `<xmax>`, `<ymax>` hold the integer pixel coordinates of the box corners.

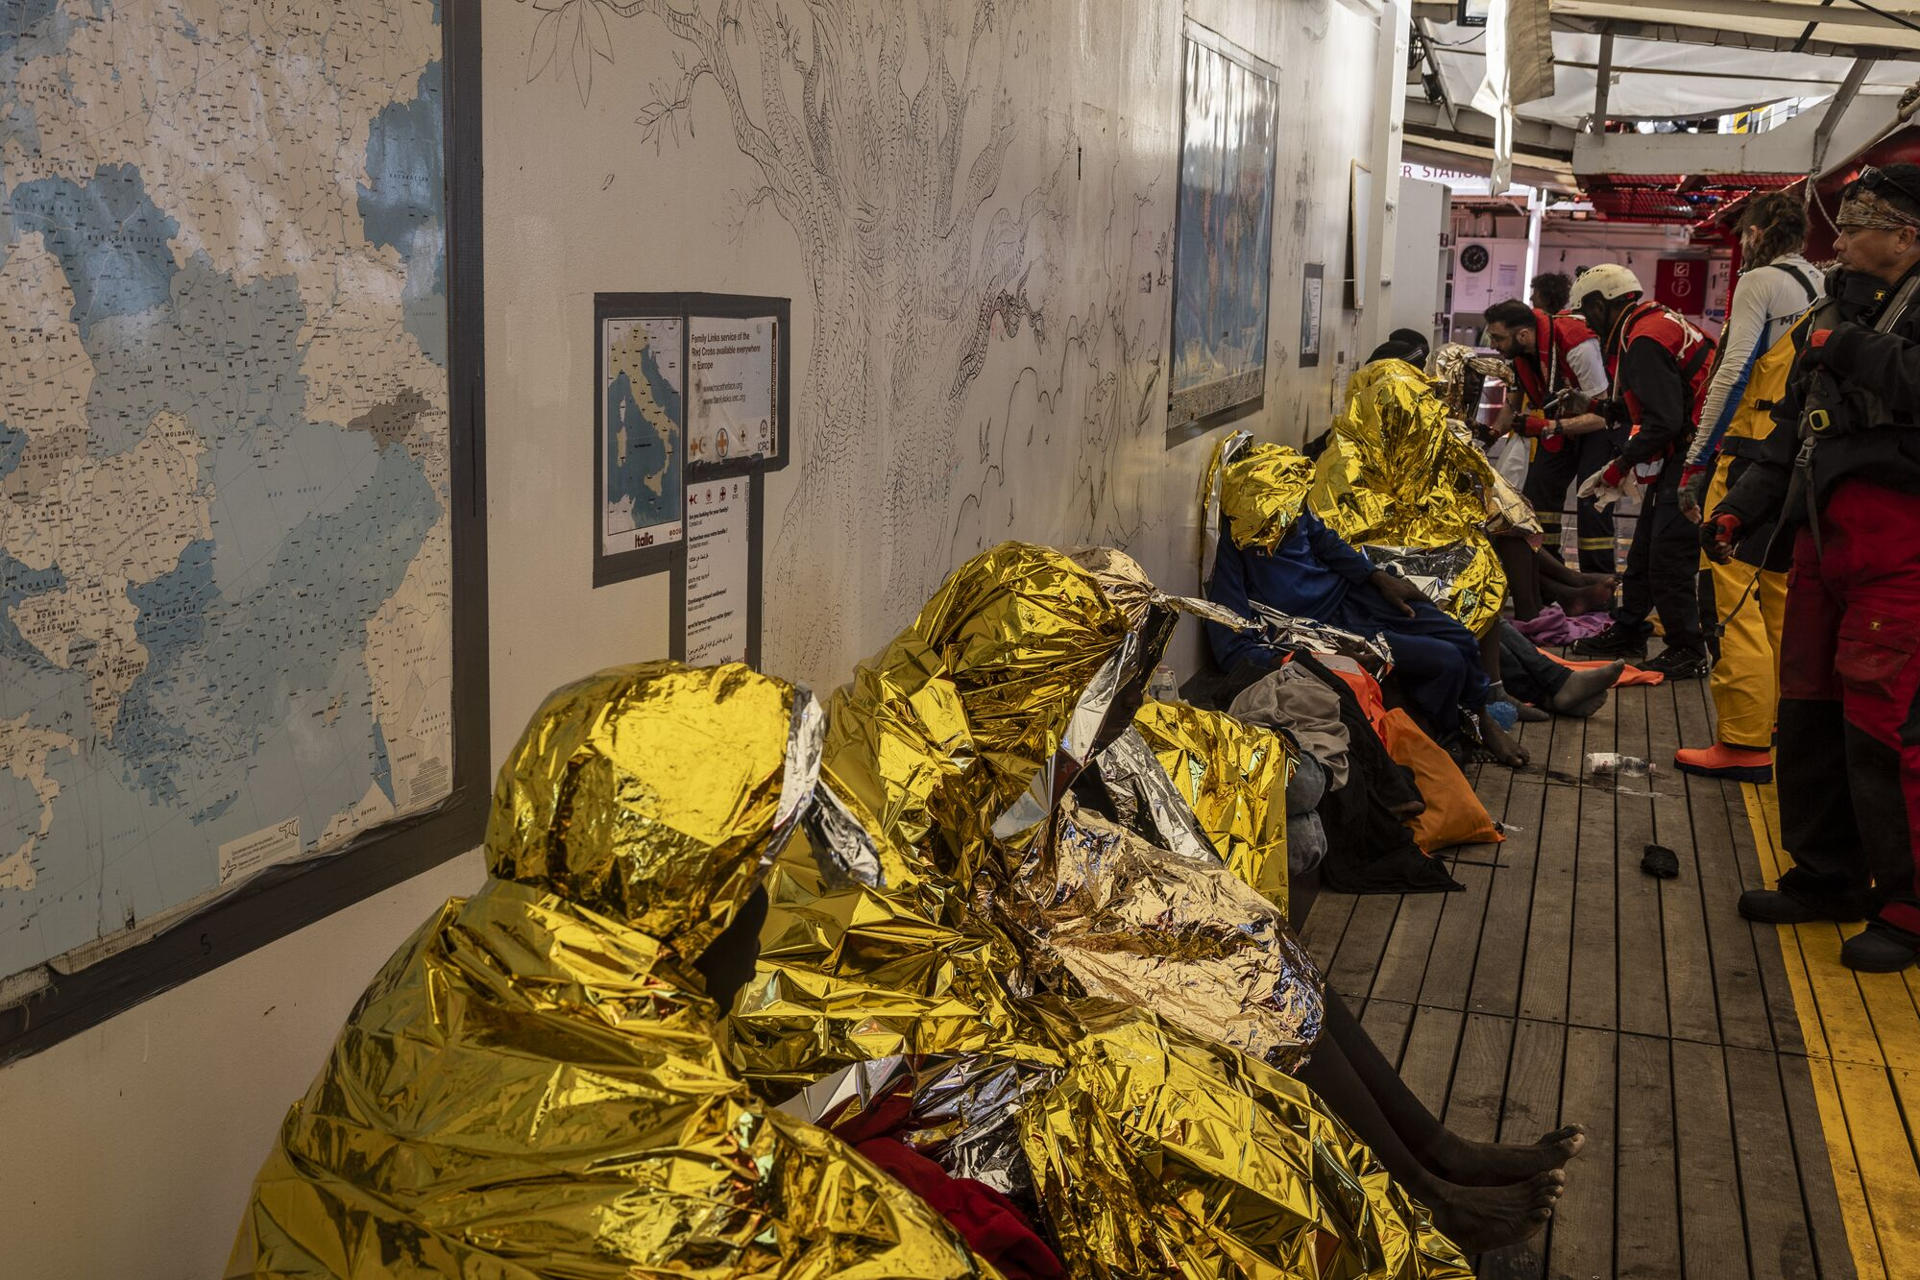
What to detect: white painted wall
<box><xmin>1391</xmin><ymin>175</ymin><xmax>1450</xmax><ymax>345</ymax></box>
<box><xmin>0</xmin><ymin>3</ymin><xmax>1395</xmax><ymax>1275</ymax></box>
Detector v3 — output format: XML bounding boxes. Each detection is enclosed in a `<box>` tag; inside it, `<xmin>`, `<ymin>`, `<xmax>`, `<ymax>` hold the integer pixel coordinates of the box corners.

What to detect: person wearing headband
<box><xmin>1712</xmin><ymin>162</ymin><xmax>1920</xmax><ymax>974</ymax></box>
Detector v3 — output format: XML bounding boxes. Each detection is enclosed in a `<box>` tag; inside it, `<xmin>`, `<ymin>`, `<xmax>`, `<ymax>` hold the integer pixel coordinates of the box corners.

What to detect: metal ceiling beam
<box><xmin>1813</xmin><ymin>55</ymin><xmax>1878</xmax><ymax>169</ymax></box>
<box><xmin>1591</xmin><ymin>27</ymin><xmax>1615</xmax><ymax>133</ymax></box>
<box><xmin>1415</xmin><ymin>17</ymin><xmax>1460</xmax><ymax>130</ymax></box>
<box><xmin>1792</xmin><ymin>0</ymin><xmax>1839</xmax><ymax>53</ymax></box>
<box><xmin>1559</xmin><ymin>0</ymin><xmax>1920</xmax><ymax>35</ymax></box>
<box><xmin>1411</xmin><ymin>1</ymin><xmax>1920</xmax><ymax>59</ymax></box>
<box><xmin>1404</xmin><ymin>98</ymin><xmax>1578</xmax><ymax>161</ymax></box>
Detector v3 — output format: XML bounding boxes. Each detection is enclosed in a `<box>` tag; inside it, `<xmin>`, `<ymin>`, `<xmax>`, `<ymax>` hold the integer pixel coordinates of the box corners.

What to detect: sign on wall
<box><xmin>1299</xmin><ymin>263</ymin><xmax>1325</xmax><ymax>368</ymax></box>
<box><xmin>600</xmin><ymin>314</ymin><xmax>688</xmax><ymax>558</ymax></box>
<box><xmin>592</xmin><ymin>292</ymin><xmax>787</xmax><ymax>669</ymax></box>
<box><xmin>592</xmin><ymin>292</ymin><xmax>788</xmax><ymax>589</ymax></box>
<box><xmin>683</xmin><ymin>478</ymin><xmax>756</xmax><ymax>667</ymax></box>
<box><xmin>689</xmin><ymin>317</ymin><xmax>780</xmax><ymax>467</ymax></box>
<box><xmin>1167</xmin><ymin>20</ymin><xmax>1280</xmax><ymax>441</ymax></box>
<box><xmin>1655</xmin><ymin>257</ymin><xmax>1709</xmax><ymax>316</ymax></box>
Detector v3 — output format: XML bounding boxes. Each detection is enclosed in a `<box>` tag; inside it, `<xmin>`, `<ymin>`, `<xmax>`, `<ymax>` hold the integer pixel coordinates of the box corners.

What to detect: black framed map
<box><xmin>0</xmin><ymin>0</ymin><xmax>489</xmax><ymax>1061</ymax></box>
<box><xmin>1167</xmin><ymin>21</ymin><xmax>1281</xmax><ymax>441</ymax></box>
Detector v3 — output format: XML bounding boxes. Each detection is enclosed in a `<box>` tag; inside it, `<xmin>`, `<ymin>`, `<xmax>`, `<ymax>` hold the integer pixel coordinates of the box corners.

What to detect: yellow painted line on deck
<box><xmin>1740</xmin><ymin>782</ymin><xmax>1920</xmax><ymax>1279</ymax></box>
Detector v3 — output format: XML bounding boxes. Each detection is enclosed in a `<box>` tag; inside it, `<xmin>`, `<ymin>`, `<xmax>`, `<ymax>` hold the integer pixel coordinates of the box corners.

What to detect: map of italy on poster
<box><xmin>0</xmin><ymin>1</ymin><xmax>455</xmax><ymax>982</ymax></box>
<box><xmin>603</xmin><ymin>317</ymin><xmax>685</xmax><ymax>552</ymax></box>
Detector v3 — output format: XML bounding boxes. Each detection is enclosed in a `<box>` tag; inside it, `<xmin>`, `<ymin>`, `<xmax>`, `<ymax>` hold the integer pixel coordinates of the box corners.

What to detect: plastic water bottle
<box><xmin>1147</xmin><ymin>664</ymin><xmax>1179</xmax><ymax>703</ymax></box>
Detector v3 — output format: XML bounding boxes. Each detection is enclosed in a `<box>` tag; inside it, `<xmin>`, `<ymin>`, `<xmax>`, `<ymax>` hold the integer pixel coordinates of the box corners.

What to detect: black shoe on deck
<box><xmin>1643</xmin><ymin>647</ymin><xmax>1710</xmax><ymax>681</ymax></box>
<box><xmin>1841</xmin><ymin>922</ymin><xmax>1920</xmax><ymax>973</ymax></box>
<box><xmin>1738</xmin><ymin>888</ymin><xmax>1868</xmax><ymax>925</ymax></box>
<box><xmin>1571</xmin><ymin>623</ymin><xmax>1648</xmax><ymax>660</ymax></box>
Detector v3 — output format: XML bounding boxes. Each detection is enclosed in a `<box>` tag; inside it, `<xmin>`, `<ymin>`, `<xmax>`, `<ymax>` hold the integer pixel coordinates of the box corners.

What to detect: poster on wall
<box><xmin>1</xmin><ymin>0</ymin><xmax>490</xmax><ymax>1063</ymax></box>
<box><xmin>682</xmin><ymin>478</ymin><xmax>754</xmax><ymax>666</ymax></box>
<box><xmin>689</xmin><ymin>315</ymin><xmax>779</xmax><ymax>467</ymax></box>
<box><xmin>1167</xmin><ymin>21</ymin><xmax>1280</xmax><ymax>441</ymax></box>
<box><xmin>1299</xmin><ymin>263</ymin><xmax>1325</xmax><ymax>368</ymax></box>
<box><xmin>594</xmin><ymin>293</ymin><xmax>788</xmax><ymax>589</ymax></box>
<box><xmin>600</xmin><ymin>315</ymin><xmax>687</xmax><ymax>561</ymax></box>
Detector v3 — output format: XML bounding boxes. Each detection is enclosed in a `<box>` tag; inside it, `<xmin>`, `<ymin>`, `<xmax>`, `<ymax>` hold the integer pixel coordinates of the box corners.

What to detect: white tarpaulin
<box><xmin>1431</xmin><ymin>21</ymin><xmax>1918</xmax><ymax>130</ymax></box>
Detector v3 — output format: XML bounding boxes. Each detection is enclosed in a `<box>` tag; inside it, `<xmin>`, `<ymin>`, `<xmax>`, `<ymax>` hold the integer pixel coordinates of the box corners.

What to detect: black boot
<box><xmin>1840</xmin><ymin>921</ymin><xmax>1920</xmax><ymax>973</ymax></box>
<box><xmin>1572</xmin><ymin>623</ymin><xmax>1648</xmax><ymax>660</ymax></box>
<box><xmin>1737</xmin><ymin>886</ymin><xmax>1869</xmax><ymax>924</ymax></box>
<box><xmin>1644</xmin><ymin>647</ymin><xmax>1710</xmax><ymax>680</ymax></box>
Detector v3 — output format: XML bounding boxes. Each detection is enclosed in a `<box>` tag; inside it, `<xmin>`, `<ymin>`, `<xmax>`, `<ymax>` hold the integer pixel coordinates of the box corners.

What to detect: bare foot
<box><xmin>1429</xmin><ymin>1170</ymin><xmax>1566</xmax><ymax>1254</ymax></box>
<box><xmin>1480</xmin><ymin>714</ymin><xmax>1530</xmax><ymax>768</ymax></box>
<box><xmin>1566</xmin><ymin>579</ymin><xmax>1618</xmax><ymax>616</ymax></box>
<box><xmin>1428</xmin><ymin>1125</ymin><xmax>1587</xmax><ymax>1187</ymax></box>
<box><xmin>1550</xmin><ymin>661</ymin><xmax>1625</xmax><ymax>715</ymax></box>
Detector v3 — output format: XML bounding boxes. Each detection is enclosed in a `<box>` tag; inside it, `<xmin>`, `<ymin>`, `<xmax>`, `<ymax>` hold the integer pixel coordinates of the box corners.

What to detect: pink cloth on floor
<box><xmin>1512</xmin><ymin>603</ymin><xmax>1610</xmax><ymax>645</ymax></box>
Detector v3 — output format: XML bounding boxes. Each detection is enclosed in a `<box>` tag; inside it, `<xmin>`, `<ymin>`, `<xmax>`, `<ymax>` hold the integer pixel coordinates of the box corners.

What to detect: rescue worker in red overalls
<box><xmin>1568</xmin><ymin>264</ymin><xmax>1719</xmax><ymax>680</ymax></box>
<box><xmin>1483</xmin><ymin>299</ymin><xmax>1618</xmax><ymax>573</ymax></box>
<box><xmin>1712</xmin><ymin>164</ymin><xmax>1920</xmax><ymax>973</ymax></box>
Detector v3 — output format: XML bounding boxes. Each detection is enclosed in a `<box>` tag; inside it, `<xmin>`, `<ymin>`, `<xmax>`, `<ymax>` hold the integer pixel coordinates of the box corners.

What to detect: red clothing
<box><xmin>854</xmin><ymin>1138</ymin><xmax>1066</xmax><ymax>1280</ymax></box>
<box><xmin>1776</xmin><ymin>480</ymin><xmax>1920</xmax><ymax>936</ymax></box>
<box><xmin>1606</xmin><ymin>300</ymin><xmax>1717</xmax><ymax>444</ymax></box>
<box><xmin>1509</xmin><ymin>309</ymin><xmax>1597</xmax><ymax>408</ymax></box>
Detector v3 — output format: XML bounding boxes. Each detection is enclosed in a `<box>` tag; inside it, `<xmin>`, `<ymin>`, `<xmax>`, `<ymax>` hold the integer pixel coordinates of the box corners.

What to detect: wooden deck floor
<box><xmin>1300</xmin><ymin>673</ymin><xmax>1920</xmax><ymax>1279</ymax></box>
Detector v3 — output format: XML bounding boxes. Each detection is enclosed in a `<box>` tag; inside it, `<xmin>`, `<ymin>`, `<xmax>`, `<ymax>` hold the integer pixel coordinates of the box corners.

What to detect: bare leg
<box><xmin>1294</xmin><ymin>992</ymin><xmax>1573</xmax><ymax>1251</ymax></box>
<box><xmin>1534</xmin><ymin>549</ymin><xmax>1598</xmax><ymax>589</ymax></box>
<box><xmin>1534</xmin><ymin>548</ymin><xmax>1618</xmax><ymax>614</ymax></box>
<box><xmin>1497</xmin><ymin>534</ymin><xmax>1544</xmax><ymax>620</ymax></box>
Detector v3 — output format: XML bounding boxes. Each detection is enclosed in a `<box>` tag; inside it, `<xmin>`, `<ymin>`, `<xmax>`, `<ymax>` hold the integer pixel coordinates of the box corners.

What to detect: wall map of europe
<box><xmin>0</xmin><ymin>1</ymin><xmax>454</xmax><ymax>982</ymax></box>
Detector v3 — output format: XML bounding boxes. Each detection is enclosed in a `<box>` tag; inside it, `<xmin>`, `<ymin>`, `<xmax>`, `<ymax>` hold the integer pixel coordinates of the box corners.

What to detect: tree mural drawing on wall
<box><xmin>520</xmin><ymin>0</ymin><xmax>1168</xmax><ymax>678</ymax></box>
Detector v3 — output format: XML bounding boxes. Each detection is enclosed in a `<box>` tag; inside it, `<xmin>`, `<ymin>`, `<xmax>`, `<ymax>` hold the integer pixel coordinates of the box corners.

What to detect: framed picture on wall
<box><xmin>0</xmin><ymin>0</ymin><xmax>491</xmax><ymax>1064</ymax></box>
<box><xmin>1166</xmin><ymin>20</ymin><xmax>1281</xmax><ymax>445</ymax></box>
<box><xmin>1299</xmin><ymin>263</ymin><xmax>1325</xmax><ymax>368</ymax></box>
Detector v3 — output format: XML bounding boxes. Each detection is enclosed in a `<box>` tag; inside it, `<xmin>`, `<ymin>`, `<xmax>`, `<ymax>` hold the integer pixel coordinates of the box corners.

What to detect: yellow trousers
<box><xmin>1701</xmin><ymin>456</ymin><xmax>1788</xmax><ymax>750</ymax></box>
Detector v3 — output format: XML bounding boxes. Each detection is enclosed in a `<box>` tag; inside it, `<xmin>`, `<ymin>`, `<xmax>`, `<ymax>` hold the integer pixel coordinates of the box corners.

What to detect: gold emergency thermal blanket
<box><xmin>730</xmin><ymin>542</ymin><xmax>1469</xmax><ymax>1278</ymax></box>
<box><xmin>1023</xmin><ymin>1004</ymin><xmax>1472</xmax><ymax>1280</ymax></box>
<box><xmin>226</xmin><ymin>662</ymin><xmax>998</xmax><ymax>1280</ymax></box>
<box><xmin>1428</xmin><ymin>344</ymin><xmax>1543</xmax><ymax>543</ymax></box>
<box><xmin>1310</xmin><ymin>359</ymin><xmax>1510</xmax><ymax>635</ymax></box>
<box><xmin>1209</xmin><ymin>435</ymin><xmax>1317</xmax><ymax>553</ymax></box>
<box><xmin>1132</xmin><ymin>699</ymin><xmax>1292</xmax><ymax>914</ymax></box>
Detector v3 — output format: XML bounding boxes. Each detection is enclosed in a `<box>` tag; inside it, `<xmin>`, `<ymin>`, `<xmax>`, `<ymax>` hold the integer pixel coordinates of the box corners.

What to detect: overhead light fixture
<box><xmin>1457</xmin><ymin>0</ymin><xmax>1490</xmax><ymax>26</ymax></box>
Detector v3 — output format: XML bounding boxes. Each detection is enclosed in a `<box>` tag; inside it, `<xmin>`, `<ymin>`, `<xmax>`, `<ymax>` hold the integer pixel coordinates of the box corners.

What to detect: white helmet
<box><xmin>1570</xmin><ymin>263</ymin><xmax>1643</xmax><ymax>307</ymax></box>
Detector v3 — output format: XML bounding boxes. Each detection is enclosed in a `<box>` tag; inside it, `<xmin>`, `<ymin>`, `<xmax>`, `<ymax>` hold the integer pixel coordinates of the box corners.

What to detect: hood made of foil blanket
<box><xmin>228</xmin><ymin>662</ymin><xmax>1004</xmax><ymax>1279</ymax></box>
<box><xmin>1208</xmin><ymin>434</ymin><xmax>1317</xmax><ymax>554</ymax></box>
<box><xmin>1310</xmin><ymin>359</ymin><xmax>1510</xmax><ymax>634</ymax></box>
<box><xmin>726</xmin><ymin>545</ymin><xmax>1295</xmax><ymax>1082</ymax></box>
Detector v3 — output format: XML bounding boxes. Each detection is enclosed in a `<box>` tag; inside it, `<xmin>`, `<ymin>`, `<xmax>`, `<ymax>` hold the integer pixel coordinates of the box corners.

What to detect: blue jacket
<box><xmin>1205</xmin><ymin>512</ymin><xmax>1377</xmax><ymax>669</ymax></box>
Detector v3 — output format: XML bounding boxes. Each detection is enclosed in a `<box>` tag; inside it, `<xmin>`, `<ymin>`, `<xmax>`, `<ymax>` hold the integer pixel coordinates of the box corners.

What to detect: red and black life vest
<box><xmin>1509</xmin><ymin>308</ymin><xmax>1598</xmax><ymax>409</ymax></box>
<box><xmin>1606</xmin><ymin>300</ymin><xmax>1718</xmax><ymax>431</ymax></box>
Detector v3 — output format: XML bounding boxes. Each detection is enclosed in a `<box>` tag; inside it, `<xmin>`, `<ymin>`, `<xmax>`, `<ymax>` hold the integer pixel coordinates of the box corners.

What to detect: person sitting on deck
<box><xmin>1203</xmin><ymin>437</ymin><xmax>1531</xmax><ymax>765</ymax></box>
